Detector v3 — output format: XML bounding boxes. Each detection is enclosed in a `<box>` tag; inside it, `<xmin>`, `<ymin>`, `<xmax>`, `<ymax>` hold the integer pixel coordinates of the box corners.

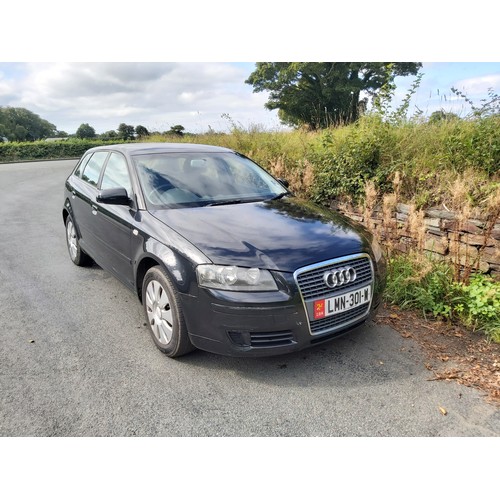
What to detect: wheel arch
<box><xmin>135</xmin><ymin>236</ymin><xmax>200</xmax><ymax>303</ymax></box>
<box><xmin>62</xmin><ymin>197</ymin><xmax>76</xmax><ymax>225</ymax></box>
<box><xmin>62</xmin><ymin>200</ymin><xmax>81</xmax><ymax>238</ymax></box>
<box><xmin>135</xmin><ymin>256</ymin><xmax>164</xmax><ymax>303</ymax></box>
<box><xmin>62</xmin><ymin>207</ymin><xmax>69</xmax><ymax>224</ymax></box>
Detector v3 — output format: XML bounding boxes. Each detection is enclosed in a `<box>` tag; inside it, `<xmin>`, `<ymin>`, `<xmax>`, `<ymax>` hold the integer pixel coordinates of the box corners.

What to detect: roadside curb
<box><xmin>0</xmin><ymin>158</ymin><xmax>80</xmax><ymax>165</ymax></box>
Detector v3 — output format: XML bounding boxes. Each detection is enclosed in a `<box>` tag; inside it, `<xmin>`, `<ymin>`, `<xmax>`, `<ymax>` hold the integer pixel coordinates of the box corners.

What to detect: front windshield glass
<box><xmin>133</xmin><ymin>152</ymin><xmax>288</xmax><ymax>209</ymax></box>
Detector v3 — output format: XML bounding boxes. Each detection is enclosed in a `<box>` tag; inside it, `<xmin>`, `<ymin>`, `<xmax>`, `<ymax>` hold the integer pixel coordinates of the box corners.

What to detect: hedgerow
<box><xmin>0</xmin><ymin>139</ymin><xmax>126</xmax><ymax>162</ymax></box>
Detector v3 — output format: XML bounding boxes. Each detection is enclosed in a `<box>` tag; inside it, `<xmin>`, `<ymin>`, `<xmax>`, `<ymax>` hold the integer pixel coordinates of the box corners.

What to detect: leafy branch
<box><xmin>451</xmin><ymin>87</ymin><xmax>500</xmax><ymax>118</ymax></box>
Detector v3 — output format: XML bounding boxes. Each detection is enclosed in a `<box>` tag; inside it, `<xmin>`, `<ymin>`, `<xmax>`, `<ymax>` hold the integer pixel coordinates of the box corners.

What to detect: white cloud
<box><xmin>1</xmin><ymin>62</ymin><xmax>279</xmax><ymax>134</ymax></box>
<box><xmin>454</xmin><ymin>74</ymin><xmax>500</xmax><ymax>95</ymax></box>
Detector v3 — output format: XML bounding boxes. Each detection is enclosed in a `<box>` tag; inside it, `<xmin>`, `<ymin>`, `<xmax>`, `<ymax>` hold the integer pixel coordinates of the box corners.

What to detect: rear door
<box><xmin>70</xmin><ymin>151</ymin><xmax>109</xmax><ymax>259</ymax></box>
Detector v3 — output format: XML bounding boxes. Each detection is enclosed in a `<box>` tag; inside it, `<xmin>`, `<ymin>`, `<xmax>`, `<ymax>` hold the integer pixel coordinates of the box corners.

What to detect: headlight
<box><xmin>371</xmin><ymin>236</ymin><xmax>384</xmax><ymax>262</ymax></box>
<box><xmin>196</xmin><ymin>265</ymin><xmax>278</xmax><ymax>291</ymax></box>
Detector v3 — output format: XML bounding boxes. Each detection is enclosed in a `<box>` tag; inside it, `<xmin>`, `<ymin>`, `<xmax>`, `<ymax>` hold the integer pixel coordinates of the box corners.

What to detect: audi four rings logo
<box><xmin>323</xmin><ymin>267</ymin><xmax>357</xmax><ymax>288</ymax></box>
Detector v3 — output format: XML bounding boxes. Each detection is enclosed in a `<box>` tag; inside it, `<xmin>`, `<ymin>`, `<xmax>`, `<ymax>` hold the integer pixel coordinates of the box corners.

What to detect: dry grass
<box><xmin>144</xmin><ymin>115</ymin><xmax>499</xmax><ymax>215</ymax></box>
<box><xmin>407</xmin><ymin>205</ymin><xmax>426</xmax><ymax>252</ymax></box>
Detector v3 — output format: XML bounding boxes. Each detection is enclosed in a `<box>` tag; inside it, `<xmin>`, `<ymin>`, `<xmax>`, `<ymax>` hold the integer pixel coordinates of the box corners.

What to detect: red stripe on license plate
<box><xmin>313</xmin><ymin>299</ymin><xmax>326</xmax><ymax>319</ymax></box>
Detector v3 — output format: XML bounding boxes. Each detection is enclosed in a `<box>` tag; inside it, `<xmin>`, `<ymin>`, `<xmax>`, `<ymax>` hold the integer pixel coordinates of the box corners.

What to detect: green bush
<box><xmin>443</xmin><ymin>115</ymin><xmax>500</xmax><ymax>176</ymax></box>
<box><xmin>455</xmin><ymin>274</ymin><xmax>500</xmax><ymax>342</ymax></box>
<box><xmin>310</xmin><ymin>122</ymin><xmax>382</xmax><ymax>203</ymax></box>
<box><xmin>384</xmin><ymin>253</ymin><xmax>500</xmax><ymax>342</ymax></box>
<box><xmin>383</xmin><ymin>253</ymin><xmax>457</xmax><ymax>320</ymax></box>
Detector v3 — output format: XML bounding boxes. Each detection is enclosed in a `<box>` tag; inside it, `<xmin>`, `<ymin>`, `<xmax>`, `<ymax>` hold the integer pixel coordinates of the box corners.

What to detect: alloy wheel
<box><xmin>145</xmin><ymin>280</ymin><xmax>173</xmax><ymax>345</ymax></box>
<box><xmin>66</xmin><ymin>219</ymin><xmax>78</xmax><ymax>261</ymax></box>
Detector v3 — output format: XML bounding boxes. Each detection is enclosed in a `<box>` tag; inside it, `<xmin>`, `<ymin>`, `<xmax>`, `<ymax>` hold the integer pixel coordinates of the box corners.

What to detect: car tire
<box><xmin>142</xmin><ymin>266</ymin><xmax>195</xmax><ymax>358</ymax></box>
<box><xmin>65</xmin><ymin>214</ymin><xmax>92</xmax><ymax>266</ymax></box>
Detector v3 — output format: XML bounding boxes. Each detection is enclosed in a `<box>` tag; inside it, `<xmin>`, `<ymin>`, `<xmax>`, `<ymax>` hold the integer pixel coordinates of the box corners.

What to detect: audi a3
<box><xmin>63</xmin><ymin>143</ymin><xmax>386</xmax><ymax>357</ymax></box>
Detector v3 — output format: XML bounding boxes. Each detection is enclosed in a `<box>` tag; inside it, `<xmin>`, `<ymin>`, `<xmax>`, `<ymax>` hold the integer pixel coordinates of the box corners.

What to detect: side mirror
<box><xmin>277</xmin><ymin>178</ymin><xmax>289</xmax><ymax>188</ymax></box>
<box><xmin>97</xmin><ymin>187</ymin><xmax>130</xmax><ymax>205</ymax></box>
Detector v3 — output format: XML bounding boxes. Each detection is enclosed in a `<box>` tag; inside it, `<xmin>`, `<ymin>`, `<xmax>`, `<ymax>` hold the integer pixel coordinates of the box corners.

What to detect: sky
<box><xmin>1</xmin><ymin>61</ymin><xmax>499</xmax><ymax>135</ymax></box>
<box><xmin>1</xmin><ymin>2</ymin><xmax>499</xmax><ymax>136</ymax></box>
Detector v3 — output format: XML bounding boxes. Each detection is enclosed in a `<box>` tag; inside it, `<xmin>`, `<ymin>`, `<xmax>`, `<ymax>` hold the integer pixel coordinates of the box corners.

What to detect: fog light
<box><xmin>227</xmin><ymin>330</ymin><xmax>251</xmax><ymax>347</ymax></box>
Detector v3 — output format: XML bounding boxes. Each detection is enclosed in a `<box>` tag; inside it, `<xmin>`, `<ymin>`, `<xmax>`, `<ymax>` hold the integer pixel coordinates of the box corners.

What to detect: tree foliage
<box><xmin>118</xmin><ymin>123</ymin><xmax>135</xmax><ymax>140</ymax></box>
<box><xmin>168</xmin><ymin>125</ymin><xmax>185</xmax><ymax>136</ymax></box>
<box><xmin>76</xmin><ymin>123</ymin><xmax>96</xmax><ymax>139</ymax></box>
<box><xmin>0</xmin><ymin>106</ymin><xmax>57</xmax><ymax>141</ymax></box>
<box><xmin>245</xmin><ymin>62</ymin><xmax>422</xmax><ymax>129</ymax></box>
<box><xmin>428</xmin><ymin>110</ymin><xmax>460</xmax><ymax>123</ymax></box>
<box><xmin>135</xmin><ymin>125</ymin><xmax>150</xmax><ymax>138</ymax></box>
<box><xmin>99</xmin><ymin>130</ymin><xmax>118</xmax><ymax>140</ymax></box>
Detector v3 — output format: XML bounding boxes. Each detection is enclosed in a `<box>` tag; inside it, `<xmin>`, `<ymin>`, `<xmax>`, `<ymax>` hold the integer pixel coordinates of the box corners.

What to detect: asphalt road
<box><xmin>0</xmin><ymin>159</ymin><xmax>499</xmax><ymax>437</ymax></box>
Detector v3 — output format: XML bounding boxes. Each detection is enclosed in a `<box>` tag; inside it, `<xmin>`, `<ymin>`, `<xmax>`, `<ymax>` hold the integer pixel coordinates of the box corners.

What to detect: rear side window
<box><xmin>81</xmin><ymin>151</ymin><xmax>109</xmax><ymax>187</ymax></box>
<box><xmin>100</xmin><ymin>152</ymin><xmax>132</xmax><ymax>195</ymax></box>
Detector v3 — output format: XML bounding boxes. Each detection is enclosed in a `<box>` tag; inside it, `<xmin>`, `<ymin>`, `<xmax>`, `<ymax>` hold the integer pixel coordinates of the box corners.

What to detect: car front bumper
<box><xmin>179</xmin><ymin>266</ymin><xmax>384</xmax><ymax>357</ymax></box>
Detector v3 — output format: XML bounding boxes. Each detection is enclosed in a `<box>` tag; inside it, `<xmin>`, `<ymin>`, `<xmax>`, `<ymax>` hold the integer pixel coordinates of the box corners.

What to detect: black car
<box><xmin>63</xmin><ymin>143</ymin><xmax>386</xmax><ymax>357</ymax></box>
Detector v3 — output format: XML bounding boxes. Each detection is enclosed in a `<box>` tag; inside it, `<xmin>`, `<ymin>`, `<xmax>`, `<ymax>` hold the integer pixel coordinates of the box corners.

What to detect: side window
<box><xmin>100</xmin><ymin>153</ymin><xmax>132</xmax><ymax>195</ymax></box>
<box><xmin>81</xmin><ymin>151</ymin><xmax>109</xmax><ymax>187</ymax></box>
<box><xmin>74</xmin><ymin>153</ymin><xmax>92</xmax><ymax>178</ymax></box>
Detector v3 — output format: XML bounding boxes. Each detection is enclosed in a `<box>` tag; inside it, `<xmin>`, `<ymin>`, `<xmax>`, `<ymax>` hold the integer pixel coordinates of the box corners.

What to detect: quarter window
<box><xmin>81</xmin><ymin>151</ymin><xmax>109</xmax><ymax>187</ymax></box>
<box><xmin>74</xmin><ymin>153</ymin><xmax>92</xmax><ymax>178</ymax></box>
<box><xmin>100</xmin><ymin>153</ymin><xmax>132</xmax><ymax>195</ymax></box>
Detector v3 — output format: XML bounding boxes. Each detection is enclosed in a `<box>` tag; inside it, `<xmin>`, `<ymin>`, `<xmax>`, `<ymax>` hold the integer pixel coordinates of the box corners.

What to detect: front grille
<box><xmin>250</xmin><ymin>331</ymin><xmax>295</xmax><ymax>347</ymax></box>
<box><xmin>294</xmin><ymin>254</ymin><xmax>374</xmax><ymax>337</ymax></box>
<box><xmin>296</xmin><ymin>255</ymin><xmax>372</xmax><ymax>301</ymax></box>
<box><xmin>228</xmin><ymin>330</ymin><xmax>295</xmax><ymax>348</ymax></box>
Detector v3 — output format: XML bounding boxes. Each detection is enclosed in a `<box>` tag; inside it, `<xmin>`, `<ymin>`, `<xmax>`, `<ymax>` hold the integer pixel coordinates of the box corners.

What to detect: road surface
<box><xmin>0</xmin><ymin>159</ymin><xmax>498</xmax><ymax>436</ymax></box>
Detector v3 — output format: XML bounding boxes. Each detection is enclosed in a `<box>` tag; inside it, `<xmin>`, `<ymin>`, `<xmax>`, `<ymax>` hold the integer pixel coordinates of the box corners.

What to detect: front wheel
<box><xmin>142</xmin><ymin>266</ymin><xmax>195</xmax><ymax>358</ymax></box>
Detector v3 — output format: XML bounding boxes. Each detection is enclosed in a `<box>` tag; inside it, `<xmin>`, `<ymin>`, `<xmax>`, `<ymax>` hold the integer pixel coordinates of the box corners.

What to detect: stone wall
<box><xmin>336</xmin><ymin>203</ymin><xmax>500</xmax><ymax>279</ymax></box>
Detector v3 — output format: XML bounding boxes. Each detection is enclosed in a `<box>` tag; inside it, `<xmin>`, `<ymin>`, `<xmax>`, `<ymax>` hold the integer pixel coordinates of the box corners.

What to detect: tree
<box><xmin>15</xmin><ymin>125</ymin><xmax>28</xmax><ymax>141</ymax></box>
<box><xmin>168</xmin><ymin>125</ymin><xmax>185</xmax><ymax>136</ymax></box>
<box><xmin>245</xmin><ymin>62</ymin><xmax>422</xmax><ymax>129</ymax></box>
<box><xmin>99</xmin><ymin>130</ymin><xmax>118</xmax><ymax>140</ymax></box>
<box><xmin>428</xmin><ymin>110</ymin><xmax>460</xmax><ymax>123</ymax></box>
<box><xmin>76</xmin><ymin>123</ymin><xmax>96</xmax><ymax>139</ymax></box>
<box><xmin>0</xmin><ymin>106</ymin><xmax>57</xmax><ymax>141</ymax></box>
<box><xmin>118</xmin><ymin>123</ymin><xmax>135</xmax><ymax>140</ymax></box>
<box><xmin>135</xmin><ymin>125</ymin><xmax>150</xmax><ymax>138</ymax></box>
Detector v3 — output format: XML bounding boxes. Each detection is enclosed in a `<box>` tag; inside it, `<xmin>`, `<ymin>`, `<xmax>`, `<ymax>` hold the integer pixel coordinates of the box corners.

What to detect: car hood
<box><xmin>150</xmin><ymin>197</ymin><xmax>370</xmax><ymax>273</ymax></box>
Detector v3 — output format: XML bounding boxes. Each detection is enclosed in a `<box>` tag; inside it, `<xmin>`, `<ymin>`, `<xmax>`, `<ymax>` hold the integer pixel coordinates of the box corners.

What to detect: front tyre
<box><xmin>65</xmin><ymin>214</ymin><xmax>92</xmax><ymax>266</ymax></box>
<box><xmin>142</xmin><ymin>266</ymin><xmax>194</xmax><ymax>358</ymax></box>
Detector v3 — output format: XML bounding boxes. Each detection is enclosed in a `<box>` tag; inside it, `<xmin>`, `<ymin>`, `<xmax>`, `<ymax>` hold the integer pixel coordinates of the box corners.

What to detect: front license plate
<box><xmin>313</xmin><ymin>286</ymin><xmax>371</xmax><ymax>320</ymax></box>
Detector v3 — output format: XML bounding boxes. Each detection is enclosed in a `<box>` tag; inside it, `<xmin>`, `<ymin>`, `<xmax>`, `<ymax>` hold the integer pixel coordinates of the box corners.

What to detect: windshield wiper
<box><xmin>207</xmin><ymin>199</ymin><xmax>245</xmax><ymax>206</ymax></box>
<box><xmin>207</xmin><ymin>197</ymin><xmax>266</xmax><ymax>207</ymax></box>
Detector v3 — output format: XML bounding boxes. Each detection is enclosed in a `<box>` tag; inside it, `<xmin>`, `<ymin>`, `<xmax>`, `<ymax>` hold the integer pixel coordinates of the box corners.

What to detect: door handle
<box><xmin>92</xmin><ymin>205</ymin><xmax>98</xmax><ymax>215</ymax></box>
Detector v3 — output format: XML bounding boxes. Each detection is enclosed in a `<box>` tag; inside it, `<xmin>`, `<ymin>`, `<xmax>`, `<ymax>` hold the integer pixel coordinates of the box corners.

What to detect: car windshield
<box><xmin>133</xmin><ymin>152</ymin><xmax>288</xmax><ymax>209</ymax></box>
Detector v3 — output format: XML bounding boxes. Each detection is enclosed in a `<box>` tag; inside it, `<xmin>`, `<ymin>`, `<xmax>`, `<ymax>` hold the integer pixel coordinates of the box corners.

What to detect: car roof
<box><xmin>86</xmin><ymin>142</ymin><xmax>235</xmax><ymax>155</ymax></box>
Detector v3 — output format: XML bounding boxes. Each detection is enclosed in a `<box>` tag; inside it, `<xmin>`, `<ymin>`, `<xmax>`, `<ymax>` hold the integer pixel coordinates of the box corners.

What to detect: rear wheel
<box><xmin>65</xmin><ymin>214</ymin><xmax>91</xmax><ymax>266</ymax></box>
<box><xmin>142</xmin><ymin>266</ymin><xmax>194</xmax><ymax>358</ymax></box>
